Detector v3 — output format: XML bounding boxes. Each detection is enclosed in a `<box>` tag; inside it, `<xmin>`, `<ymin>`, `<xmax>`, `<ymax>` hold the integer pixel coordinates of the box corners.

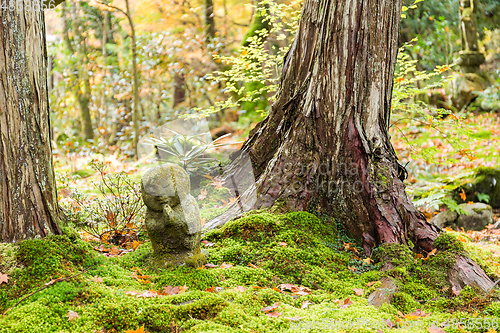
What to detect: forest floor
<box><xmin>0</xmin><ymin>112</ymin><xmax>499</xmax><ymax>332</ymax></box>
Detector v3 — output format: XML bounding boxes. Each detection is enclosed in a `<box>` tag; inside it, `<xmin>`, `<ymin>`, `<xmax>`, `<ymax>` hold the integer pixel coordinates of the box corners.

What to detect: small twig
<box><xmin>3</xmin><ymin>266</ymin><xmax>93</xmax><ymax>315</ymax></box>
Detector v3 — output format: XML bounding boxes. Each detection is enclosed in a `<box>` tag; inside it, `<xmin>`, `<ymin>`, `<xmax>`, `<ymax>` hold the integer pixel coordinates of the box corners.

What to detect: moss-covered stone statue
<box><xmin>141</xmin><ymin>163</ymin><xmax>205</xmax><ymax>267</ymax></box>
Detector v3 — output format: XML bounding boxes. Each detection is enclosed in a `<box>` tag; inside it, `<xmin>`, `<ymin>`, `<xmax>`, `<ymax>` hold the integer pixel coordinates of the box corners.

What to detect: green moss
<box><xmin>373</xmin><ymin>243</ymin><xmax>414</xmax><ymax>267</ymax></box>
<box><xmin>392</xmin><ymin>292</ymin><xmax>420</xmax><ymax>313</ymax></box>
<box><xmin>434</xmin><ymin>232</ymin><xmax>467</xmax><ymax>255</ymax></box>
<box><xmin>400</xmin><ymin>281</ymin><xmax>438</xmax><ymax>301</ymax></box>
<box><xmin>0</xmin><ymin>235</ymin><xmax>99</xmax><ymax>311</ymax></box>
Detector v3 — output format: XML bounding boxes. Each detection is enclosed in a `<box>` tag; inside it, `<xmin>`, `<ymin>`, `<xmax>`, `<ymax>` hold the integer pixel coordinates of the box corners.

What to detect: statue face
<box><xmin>460</xmin><ymin>0</ymin><xmax>471</xmax><ymax>8</ymax></box>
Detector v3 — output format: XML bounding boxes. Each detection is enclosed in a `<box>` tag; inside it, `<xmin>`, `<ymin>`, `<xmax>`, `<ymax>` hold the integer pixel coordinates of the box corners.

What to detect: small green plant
<box><xmin>477</xmin><ymin>192</ymin><xmax>491</xmax><ymax>204</ymax></box>
<box><xmin>61</xmin><ymin>160</ymin><xmax>144</xmax><ymax>244</ymax></box>
<box><xmin>146</xmin><ymin>130</ymin><xmax>238</xmax><ymax>174</ymax></box>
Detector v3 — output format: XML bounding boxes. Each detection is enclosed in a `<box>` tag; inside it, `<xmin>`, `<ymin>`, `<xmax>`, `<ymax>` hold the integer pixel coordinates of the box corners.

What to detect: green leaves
<box><xmin>145</xmin><ymin>130</ymin><xmax>239</xmax><ymax>174</ymax></box>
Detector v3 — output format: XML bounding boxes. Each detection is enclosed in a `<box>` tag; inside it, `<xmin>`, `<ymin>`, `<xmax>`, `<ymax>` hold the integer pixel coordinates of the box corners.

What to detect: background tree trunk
<box><xmin>0</xmin><ymin>5</ymin><xmax>61</xmax><ymax>241</ymax></box>
<box><xmin>204</xmin><ymin>0</ymin><xmax>216</xmax><ymax>39</ymax></box>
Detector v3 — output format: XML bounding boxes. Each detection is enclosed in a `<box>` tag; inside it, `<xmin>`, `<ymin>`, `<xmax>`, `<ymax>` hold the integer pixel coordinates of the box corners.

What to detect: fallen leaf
<box><xmin>278</xmin><ymin>242</ymin><xmax>288</xmax><ymax>247</ymax></box>
<box><xmin>232</xmin><ymin>286</ymin><xmax>247</xmax><ymax>293</ymax></box>
<box><xmin>131</xmin><ymin>240</ymin><xmax>141</xmax><ymax>250</ymax></box>
<box><xmin>362</xmin><ymin>258</ymin><xmax>373</xmax><ymax>265</ymax></box>
<box><xmin>204</xmin><ymin>263</ymin><xmax>219</xmax><ymax>268</ymax></box>
<box><xmin>260</xmin><ymin>302</ymin><xmax>280</xmax><ymax>313</ymax></box>
<box><xmin>265</xmin><ymin>311</ymin><xmax>282</xmax><ymax>318</ymax></box>
<box><xmin>94</xmin><ymin>276</ymin><xmax>104</xmax><ymax>283</ymax></box>
<box><xmin>427</xmin><ymin>327</ymin><xmax>446</xmax><ymax>333</ymax></box>
<box><xmin>272</xmin><ymin>287</ymin><xmax>284</xmax><ymax>294</ymax></box>
<box><xmin>137</xmin><ymin>290</ymin><xmax>158</xmax><ymax>298</ymax></box>
<box><xmin>451</xmin><ymin>286</ymin><xmax>461</xmax><ymax>296</ymax></box>
<box><xmin>460</xmin><ymin>189</ymin><xmax>467</xmax><ymax>201</ymax></box>
<box><xmin>353</xmin><ymin>288</ymin><xmax>364</xmax><ymax>296</ymax></box>
<box><xmin>219</xmin><ymin>262</ymin><xmax>233</xmax><ymax>269</ymax></box>
<box><xmin>366</xmin><ymin>281</ymin><xmax>379</xmax><ymax>287</ymax></box>
<box><xmin>126</xmin><ymin>325</ymin><xmax>147</xmax><ymax>333</ymax></box>
<box><xmin>66</xmin><ymin>310</ymin><xmax>79</xmax><ymax>321</ymax></box>
<box><xmin>339</xmin><ymin>298</ymin><xmax>353</xmax><ymax>309</ymax></box>
<box><xmin>301</xmin><ymin>300</ymin><xmax>312</xmax><ymax>309</ymax></box>
<box><xmin>422</xmin><ymin>249</ymin><xmax>437</xmax><ymax>261</ymax></box>
<box><xmin>198</xmin><ymin>189</ymin><xmax>208</xmax><ymax>201</ymax></box>
<box><xmin>0</xmin><ymin>273</ymin><xmax>9</xmax><ymax>285</ymax></box>
<box><xmin>248</xmin><ymin>263</ymin><xmax>258</xmax><ymax>269</ymax></box>
<box><xmin>201</xmin><ymin>240</ymin><xmax>215</xmax><ymax>247</ymax></box>
<box><xmin>109</xmin><ymin>246</ymin><xmax>121</xmax><ymax>256</ymax></box>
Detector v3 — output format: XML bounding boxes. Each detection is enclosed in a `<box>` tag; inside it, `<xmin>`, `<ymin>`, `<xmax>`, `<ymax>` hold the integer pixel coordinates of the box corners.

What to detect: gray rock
<box><xmin>430</xmin><ymin>202</ymin><xmax>493</xmax><ymax>231</ymax></box>
<box><xmin>456</xmin><ymin>203</ymin><xmax>493</xmax><ymax>231</ymax></box>
<box><xmin>141</xmin><ymin>163</ymin><xmax>205</xmax><ymax>267</ymax></box>
<box><xmin>430</xmin><ymin>209</ymin><xmax>458</xmax><ymax>229</ymax></box>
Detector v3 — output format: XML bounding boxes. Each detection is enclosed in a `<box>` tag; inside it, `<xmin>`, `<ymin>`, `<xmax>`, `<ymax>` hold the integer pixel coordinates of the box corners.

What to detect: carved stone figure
<box><xmin>141</xmin><ymin>163</ymin><xmax>205</xmax><ymax>267</ymax></box>
<box><xmin>458</xmin><ymin>0</ymin><xmax>485</xmax><ymax>73</ymax></box>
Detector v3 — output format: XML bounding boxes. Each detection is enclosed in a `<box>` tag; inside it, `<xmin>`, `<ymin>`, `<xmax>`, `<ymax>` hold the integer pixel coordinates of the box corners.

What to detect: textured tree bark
<box><xmin>0</xmin><ymin>4</ymin><xmax>61</xmax><ymax>241</ymax></box>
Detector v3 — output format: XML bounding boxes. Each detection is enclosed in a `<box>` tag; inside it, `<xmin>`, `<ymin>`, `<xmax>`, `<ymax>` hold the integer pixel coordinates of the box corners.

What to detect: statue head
<box><xmin>460</xmin><ymin>0</ymin><xmax>472</xmax><ymax>9</ymax></box>
<box><xmin>141</xmin><ymin>163</ymin><xmax>190</xmax><ymax>212</ymax></box>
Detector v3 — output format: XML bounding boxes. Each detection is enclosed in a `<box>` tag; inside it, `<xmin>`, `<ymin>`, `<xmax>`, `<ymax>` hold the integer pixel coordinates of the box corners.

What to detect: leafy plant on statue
<box><xmin>146</xmin><ymin>130</ymin><xmax>238</xmax><ymax>174</ymax></box>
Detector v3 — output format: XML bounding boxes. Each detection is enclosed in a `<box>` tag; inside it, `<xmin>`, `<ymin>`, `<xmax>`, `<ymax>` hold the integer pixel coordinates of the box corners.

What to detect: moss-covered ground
<box><xmin>0</xmin><ymin>211</ymin><xmax>499</xmax><ymax>332</ymax></box>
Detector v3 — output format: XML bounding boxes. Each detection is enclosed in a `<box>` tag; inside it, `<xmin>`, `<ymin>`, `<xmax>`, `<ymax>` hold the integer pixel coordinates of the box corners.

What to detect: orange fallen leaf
<box><xmin>126</xmin><ymin>325</ymin><xmax>147</xmax><ymax>333</ymax></box>
<box><xmin>422</xmin><ymin>249</ymin><xmax>437</xmax><ymax>261</ymax></box>
<box><xmin>362</xmin><ymin>257</ymin><xmax>373</xmax><ymax>265</ymax></box>
<box><xmin>459</xmin><ymin>189</ymin><xmax>467</xmax><ymax>201</ymax></box>
<box><xmin>94</xmin><ymin>276</ymin><xmax>104</xmax><ymax>283</ymax></box>
<box><xmin>248</xmin><ymin>263</ymin><xmax>258</xmax><ymax>269</ymax></box>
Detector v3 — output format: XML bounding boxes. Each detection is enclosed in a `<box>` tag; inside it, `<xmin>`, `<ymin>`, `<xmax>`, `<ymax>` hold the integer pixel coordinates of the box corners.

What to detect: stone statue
<box><xmin>141</xmin><ymin>163</ymin><xmax>205</xmax><ymax>267</ymax></box>
<box><xmin>458</xmin><ymin>0</ymin><xmax>485</xmax><ymax>73</ymax></box>
<box><xmin>460</xmin><ymin>0</ymin><xmax>479</xmax><ymax>52</ymax></box>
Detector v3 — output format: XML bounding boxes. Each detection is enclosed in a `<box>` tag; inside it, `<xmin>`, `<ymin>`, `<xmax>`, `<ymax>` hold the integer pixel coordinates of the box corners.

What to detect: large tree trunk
<box><xmin>205</xmin><ymin>0</ymin><xmax>495</xmax><ymax>292</ymax></box>
<box><xmin>211</xmin><ymin>0</ymin><xmax>442</xmax><ymax>255</ymax></box>
<box><xmin>0</xmin><ymin>5</ymin><xmax>61</xmax><ymax>241</ymax></box>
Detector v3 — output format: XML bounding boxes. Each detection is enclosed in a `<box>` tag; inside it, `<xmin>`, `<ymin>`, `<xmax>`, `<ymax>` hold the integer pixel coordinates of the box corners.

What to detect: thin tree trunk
<box><xmin>204</xmin><ymin>0</ymin><xmax>216</xmax><ymax>39</ymax></box>
<box><xmin>0</xmin><ymin>4</ymin><xmax>61</xmax><ymax>241</ymax></box>
<box><xmin>172</xmin><ymin>73</ymin><xmax>186</xmax><ymax>107</ymax></box>
<box><xmin>124</xmin><ymin>0</ymin><xmax>140</xmax><ymax>159</ymax></box>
